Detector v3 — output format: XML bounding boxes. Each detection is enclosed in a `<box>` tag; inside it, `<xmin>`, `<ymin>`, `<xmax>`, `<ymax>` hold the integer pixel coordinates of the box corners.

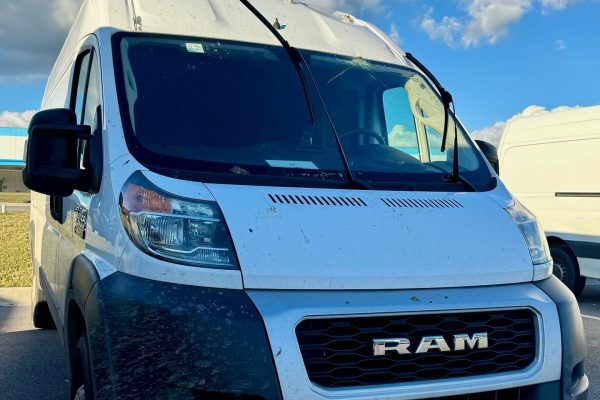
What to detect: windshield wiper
<box><xmin>405</xmin><ymin>53</ymin><xmax>474</xmax><ymax>191</ymax></box>
<box><xmin>238</xmin><ymin>0</ymin><xmax>370</xmax><ymax>190</ymax></box>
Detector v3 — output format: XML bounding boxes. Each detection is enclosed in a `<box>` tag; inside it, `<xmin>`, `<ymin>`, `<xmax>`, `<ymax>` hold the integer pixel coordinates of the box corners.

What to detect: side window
<box><xmin>70</xmin><ymin>49</ymin><xmax>102</xmax><ymax>170</ymax></box>
<box><xmin>71</xmin><ymin>51</ymin><xmax>92</xmax><ymax>123</ymax></box>
<box><xmin>425</xmin><ymin>127</ymin><xmax>448</xmax><ymax>162</ymax></box>
<box><xmin>382</xmin><ymin>87</ymin><xmax>420</xmax><ymax>160</ymax></box>
<box><xmin>426</xmin><ymin>125</ymin><xmax>480</xmax><ymax>170</ymax></box>
<box><xmin>83</xmin><ymin>56</ymin><xmax>101</xmax><ymax>126</ymax></box>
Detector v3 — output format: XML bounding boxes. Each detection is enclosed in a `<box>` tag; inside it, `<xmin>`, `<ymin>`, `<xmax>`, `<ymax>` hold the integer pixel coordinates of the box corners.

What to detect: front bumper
<box><xmin>83</xmin><ymin>273</ymin><xmax>587</xmax><ymax>400</ymax></box>
<box><xmin>535</xmin><ymin>276</ymin><xmax>589</xmax><ymax>400</ymax></box>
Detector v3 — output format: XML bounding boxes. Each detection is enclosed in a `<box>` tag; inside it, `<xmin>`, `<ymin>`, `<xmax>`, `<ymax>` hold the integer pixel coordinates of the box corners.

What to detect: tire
<box><xmin>31</xmin><ymin>269</ymin><xmax>55</xmax><ymax>329</ymax></box>
<box><xmin>32</xmin><ymin>302</ymin><xmax>55</xmax><ymax>329</ymax></box>
<box><xmin>551</xmin><ymin>245</ymin><xmax>586</xmax><ymax>297</ymax></box>
<box><xmin>71</xmin><ymin>334</ymin><xmax>94</xmax><ymax>400</ymax></box>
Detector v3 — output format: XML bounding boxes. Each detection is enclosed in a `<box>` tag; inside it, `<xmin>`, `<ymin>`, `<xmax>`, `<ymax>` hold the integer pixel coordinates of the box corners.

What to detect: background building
<box><xmin>0</xmin><ymin>127</ymin><xmax>28</xmax><ymax>192</ymax></box>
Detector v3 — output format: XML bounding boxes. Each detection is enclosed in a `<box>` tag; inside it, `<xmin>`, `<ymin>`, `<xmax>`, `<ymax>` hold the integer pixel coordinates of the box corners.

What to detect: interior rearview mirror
<box><xmin>475</xmin><ymin>140</ymin><xmax>499</xmax><ymax>174</ymax></box>
<box><xmin>22</xmin><ymin>108</ymin><xmax>91</xmax><ymax>197</ymax></box>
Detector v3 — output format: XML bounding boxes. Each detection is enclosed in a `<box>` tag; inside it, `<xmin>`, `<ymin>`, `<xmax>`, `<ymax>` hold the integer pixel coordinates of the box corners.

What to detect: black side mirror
<box><xmin>22</xmin><ymin>109</ymin><xmax>91</xmax><ymax>197</ymax></box>
<box><xmin>475</xmin><ymin>140</ymin><xmax>499</xmax><ymax>175</ymax></box>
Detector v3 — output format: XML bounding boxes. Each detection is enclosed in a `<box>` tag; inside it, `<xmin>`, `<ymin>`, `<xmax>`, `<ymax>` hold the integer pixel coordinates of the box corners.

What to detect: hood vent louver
<box><xmin>381</xmin><ymin>198</ymin><xmax>463</xmax><ymax>209</ymax></box>
<box><xmin>269</xmin><ymin>194</ymin><xmax>367</xmax><ymax>207</ymax></box>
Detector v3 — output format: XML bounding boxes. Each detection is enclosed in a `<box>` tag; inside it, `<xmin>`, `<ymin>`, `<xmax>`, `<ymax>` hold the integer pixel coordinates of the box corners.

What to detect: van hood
<box><xmin>206</xmin><ymin>184</ymin><xmax>533</xmax><ymax>290</ymax></box>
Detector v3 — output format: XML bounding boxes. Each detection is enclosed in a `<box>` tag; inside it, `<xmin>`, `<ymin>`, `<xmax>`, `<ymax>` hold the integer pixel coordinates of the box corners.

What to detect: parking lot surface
<box><xmin>1</xmin><ymin>284</ymin><xmax>599</xmax><ymax>399</ymax></box>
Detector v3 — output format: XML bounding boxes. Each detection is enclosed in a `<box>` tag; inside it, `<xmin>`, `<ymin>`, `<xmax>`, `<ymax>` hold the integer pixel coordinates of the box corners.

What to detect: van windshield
<box><xmin>113</xmin><ymin>33</ymin><xmax>494</xmax><ymax>191</ymax></box>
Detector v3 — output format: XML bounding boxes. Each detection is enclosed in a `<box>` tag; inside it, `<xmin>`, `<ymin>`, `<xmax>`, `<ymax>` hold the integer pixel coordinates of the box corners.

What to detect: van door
<box><xmin>37</xmin><ymin>198</ymin><xmax>61</xmax><ymax>311</ymax></box>
<box><xmin>55</xmin><ymin>44</ymin><xmax>103</xmax><ymax>318</ymax></box>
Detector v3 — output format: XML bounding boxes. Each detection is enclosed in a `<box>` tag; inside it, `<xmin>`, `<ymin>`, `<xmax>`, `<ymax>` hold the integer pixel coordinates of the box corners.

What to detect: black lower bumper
<box><xmin>84</xmin><ymin>272</ymin><xmax>282</xmax><ymax>400</ymax></box>
<box><xmin>81</xmin><ymin>273</ymin><xmax>587</xmax><ymax>400</ymax></box>
<box><xmin>536</xmin><ymin>276</ymin><xmax>589</xmax><ymax>400</ymax></box>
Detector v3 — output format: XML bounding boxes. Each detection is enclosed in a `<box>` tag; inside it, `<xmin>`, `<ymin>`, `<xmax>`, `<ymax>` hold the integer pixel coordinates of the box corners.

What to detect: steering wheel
<box><xmin>333</xmin><ymin>129</ymin><xmax>386</xmax><ymax>147</ymax></box>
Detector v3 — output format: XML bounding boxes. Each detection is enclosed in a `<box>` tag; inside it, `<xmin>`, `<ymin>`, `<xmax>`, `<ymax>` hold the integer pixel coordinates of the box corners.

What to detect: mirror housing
<box><xmin>475</xmin><ymin>140</ymin><xmax>499</xmax><ymax>174</ymax></box>
<box><xmin>22</xmin><ymin>109</ymin><xmax>91</xmax><ymax>197</ymax></box>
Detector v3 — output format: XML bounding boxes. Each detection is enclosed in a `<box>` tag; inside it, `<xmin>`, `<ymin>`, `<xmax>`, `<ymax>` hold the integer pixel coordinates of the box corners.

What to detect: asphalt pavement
<box><xmin>1</xmin><ymin>284</ymin><xmax>599</xmax><ymax>400</ymax></box>
<box><xmin>0</xmin><ymin>288</ymin><xmax>69</xmax><ymax>400</ymax></box>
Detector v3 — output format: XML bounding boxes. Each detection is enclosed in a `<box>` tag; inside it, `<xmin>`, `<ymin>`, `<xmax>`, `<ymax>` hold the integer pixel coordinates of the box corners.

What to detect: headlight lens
<box><xmin>119</xmin><ymin>172</ymin><xmax>238</xmax><ymax>269</ymax></box>
<box><xmin>506</xmin><ymin>200</ymin><xmax>551</xmax><ymax>266</ymax></box>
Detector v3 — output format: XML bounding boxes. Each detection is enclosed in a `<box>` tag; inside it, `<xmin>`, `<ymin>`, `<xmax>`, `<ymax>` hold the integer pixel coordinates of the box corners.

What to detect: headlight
<box><xmin>506</xmin><ymin>200</ymin><xmax>551</xmax><ymax>267</ymax></box>
<box><xmin>119</xmin><ymin>172</ymin><xmax>238</xmax><ymax>269</ymax></box>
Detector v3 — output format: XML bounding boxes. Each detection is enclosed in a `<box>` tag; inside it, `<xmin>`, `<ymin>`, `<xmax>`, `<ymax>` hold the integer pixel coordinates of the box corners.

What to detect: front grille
<box><xmin>296</xmin><ymin>309</ymin><xmax>536</xmax><ymax>388</ymax></box>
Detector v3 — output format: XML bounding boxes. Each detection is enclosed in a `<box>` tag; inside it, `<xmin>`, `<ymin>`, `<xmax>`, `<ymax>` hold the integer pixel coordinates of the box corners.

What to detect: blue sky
<box><xmin>0</xmin><ymin>0</ymin><xmax>599</xmax><ymax>144</ymax></box>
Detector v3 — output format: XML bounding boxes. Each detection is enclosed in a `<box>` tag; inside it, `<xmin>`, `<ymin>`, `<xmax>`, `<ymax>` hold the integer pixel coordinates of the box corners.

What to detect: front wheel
<box><xmin>31</xmin><ymin>269</ymin><xmax>55</xmax><ymax>329</ymax></box>
<box><xmin>551</xmin><ymin>245</ymin><xmax>586</xmax><ymax>297</ymax></box>
<box><xmin>71</xmin><ymin>334</ymin><xmax>94</xmax><ymax>400</ymax></box>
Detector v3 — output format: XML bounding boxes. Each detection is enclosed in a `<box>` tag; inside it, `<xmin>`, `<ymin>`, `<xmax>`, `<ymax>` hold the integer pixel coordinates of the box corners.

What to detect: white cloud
<box><xmin>0</xmin><ymin>0</ymin><xmax>83</xmax><ymax>82</ymax></box>
<box><xmin>388</xmin><ymin>124</ymin><xmax>418</xmax><ymax>147</ymax></box>
<box><xmin>555</xmin><ymin>39</ymin><xmax>568</xmax><ymax>50</ymax></box>
<box><xmin>471</xmin><ymin>105</ymin><xmax>580</xmax><ymax>145</ymax></box>
<box><xmin>0</xmin><ymin>110</ymin><xmax>37</xmax><ymax>128</ymax></box>
<box><xmin>389</xmin><ymin>23</ymin><xmax>401</xmax><ymax>44</ymax></box>
<box><xmin>462</xmin><ymin>0</ymin><xmax>532</xmax><ymax>47</ymax></box>
<box><xmin>52</xmin><ymin>0</ymin><xmax>82</xmax><ymax>29</ymax></box>
<box><xmin>540</xmin><ymin>0</ymin><xmax>584</xmax><ymax>10</ymax></box>
<box><xmin>420</xmin><ymin>7</ymin><xmax>463</xmax><ymax>47</ymax></box>
<box><xmin>419</xmin><ymin>0</ymin><xmax>583</xmax><ymax>48</ymax></box>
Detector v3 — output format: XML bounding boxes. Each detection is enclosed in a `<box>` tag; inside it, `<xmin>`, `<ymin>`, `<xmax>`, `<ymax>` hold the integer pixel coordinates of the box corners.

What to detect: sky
<box><xmin>0</xmin><ymin>0</ymin><xmax>599</xmax><ymax>145</ymax></box>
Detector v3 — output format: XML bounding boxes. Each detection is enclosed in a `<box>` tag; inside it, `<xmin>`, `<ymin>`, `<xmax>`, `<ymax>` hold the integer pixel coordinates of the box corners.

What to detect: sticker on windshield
<box><xmin>185</xmin><ymin>42</ymin><xmax>205</xmax><ymax>53</ymax></box>
<box><xmin>266</xmin><ymin>160</ymin><xmax>318</xmax><ymax>170</ymax></box>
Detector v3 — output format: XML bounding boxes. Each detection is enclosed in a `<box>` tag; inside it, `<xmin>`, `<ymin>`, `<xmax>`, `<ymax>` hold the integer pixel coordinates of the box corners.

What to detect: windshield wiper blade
<box><xmin>237</xmin><ymin>0</ymin><xmax>315</xmax><ymax>124</ymax></box>
<box><xmin>405</xmin><ymin>53</ymin><xmax>453</xmax><ymax>152</ymax></box>
<box><xmin>238</xmin><ymin>0</ymin><xmax>369</xmax><ymax>191</ymax></box>
<box><xmin>405</xmin><ymin>53</ymin><xmax>473</xmax><ymax>190</ymax></box>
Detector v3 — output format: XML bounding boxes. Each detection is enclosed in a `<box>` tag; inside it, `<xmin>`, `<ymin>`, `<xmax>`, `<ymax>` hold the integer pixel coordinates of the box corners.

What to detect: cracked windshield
<box><xmin>115</xmin><ymin>35</ymin><xmax>493</xmax><ymax>191</ymax></box>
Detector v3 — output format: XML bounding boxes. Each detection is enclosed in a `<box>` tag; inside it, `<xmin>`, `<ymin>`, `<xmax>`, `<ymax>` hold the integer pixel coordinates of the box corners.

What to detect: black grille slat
<box><xmin>296</xmin><ymin>310</ymin><xmax>536</xmax><ymax>388</ymax></box>
<box><xmin>269</xmin><ymin>194</ymin><xmax>367</xmax><ymax>206</ymax></box>
<box><xmin>381</xmin><ymin>197</ymin><xmax>463</xmax><ymax>208</ymax></box>
<box><xmin>428</xmin><ymin>385</ymin><xmax>531</xmax><ymax>399</ymax></box>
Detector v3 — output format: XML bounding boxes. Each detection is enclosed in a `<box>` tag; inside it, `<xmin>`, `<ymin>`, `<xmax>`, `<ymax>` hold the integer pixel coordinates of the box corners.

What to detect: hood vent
<box><xmin>381</xmin><ymin>197</ymin><xmax>463</xmax><ymax>209</ymax></box>
<box><xmin>269</xmin><ymin>194</ymin><xmax>367</xmax><ymax>207</ymax></box>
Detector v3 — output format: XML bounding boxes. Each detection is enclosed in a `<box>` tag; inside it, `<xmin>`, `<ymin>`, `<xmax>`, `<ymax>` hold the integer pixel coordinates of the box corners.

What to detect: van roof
<box><xmin>498</xmin><ymin>105</ymin><xmax>600</xmax><ymax>151</ymax></box>
<box><xmin>66</xmin><ymin>0</ymin><xmax>405</xmax><ymax>64</ymax></box>
<box><xmin>45</xmin><ymin>0</ymin><xmax>409</xmax><ymax>104</ymax></box>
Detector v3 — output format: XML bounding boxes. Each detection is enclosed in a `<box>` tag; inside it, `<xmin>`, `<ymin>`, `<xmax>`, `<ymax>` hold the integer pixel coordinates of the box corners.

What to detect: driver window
<box><xmin>383</xmin><ymin>87</ymin><xmax>420</xmax><ymax>160</ymax></box>
<box><xmin>425</xmin><ymin>127</ymin><xmax>448</xmax><ymax>162</ymax></box>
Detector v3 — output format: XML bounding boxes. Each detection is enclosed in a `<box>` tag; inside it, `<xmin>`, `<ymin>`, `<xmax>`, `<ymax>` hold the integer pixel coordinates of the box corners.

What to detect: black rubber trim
<box><xmin>566</xmin><ymin>240</ymin><xmax>600</xmax><ymax>260</ymax></box>
<box><xmin>67</xmin><ymin>254</ymin><xmax>101</xmax><ymax>312</ymax></box>
<box><xmin>83</xmin><ymin>272</ymin><xmax>282</xmax><ymax>400</ymax></box>
<box><xmin>528</xmin><ymin>381</ymin><xmax>560</xmax><ymax>399</ymax></box>
<box><xmin>535</xmin><ymin>276</ymin><xmax>589</xmax><ymax>399</ymax></box>
<box><xmin>556</xmin><ymin>192</ymin><xmax>600</xmax><ymax>198</ymax></box>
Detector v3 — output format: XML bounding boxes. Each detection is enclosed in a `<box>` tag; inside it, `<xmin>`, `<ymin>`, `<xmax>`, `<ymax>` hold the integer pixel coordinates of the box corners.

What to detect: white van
<box><xmin>499</xmin><ymin>106</ymin><xmax>600</xmax><ymax>296</ymax></box>
<box><xmin>24</xmin><ymin>1</ymin><xmax>588</xmax><ymax>399</ymax></box>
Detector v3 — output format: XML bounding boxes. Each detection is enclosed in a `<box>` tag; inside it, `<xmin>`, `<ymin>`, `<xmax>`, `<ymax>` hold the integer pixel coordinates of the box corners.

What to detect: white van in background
<box><xmin>499</xmin><ymin>105</ymin><xmax>600</xmax><ymax>296</ymax></box>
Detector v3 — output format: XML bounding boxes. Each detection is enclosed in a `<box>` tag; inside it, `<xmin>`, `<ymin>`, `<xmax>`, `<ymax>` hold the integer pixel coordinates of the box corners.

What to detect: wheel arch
<box><xmin>64</xmin><ymin>255</ymin><xmax>101</xmax><ymax>376</ymax></box>
<box><xmin>547</xmin><ymin>235</ymin><xmax>580</xmax><ymax>269</ymax></box>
